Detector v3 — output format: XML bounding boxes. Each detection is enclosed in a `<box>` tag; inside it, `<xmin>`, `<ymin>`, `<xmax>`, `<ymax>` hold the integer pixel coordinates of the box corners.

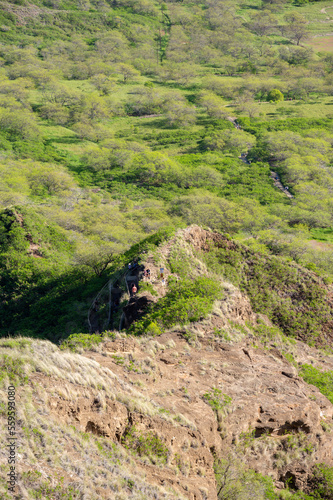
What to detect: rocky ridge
<box><xmin>1</xmin><ymin>226</ymin><xmax>333</xmax><ymax>499</ymax></box>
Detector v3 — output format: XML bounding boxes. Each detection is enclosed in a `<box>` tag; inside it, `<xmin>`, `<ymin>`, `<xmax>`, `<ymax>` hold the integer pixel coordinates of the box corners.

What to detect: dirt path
<box><xmin>270</xmin><ymin>171</ymin><xmax>294</xmax><ymax>199</ymax></box>
<box><xmin>320</xmin><ymin>5</ymin><xmax>333</xmax><ymax>14</ymax></box>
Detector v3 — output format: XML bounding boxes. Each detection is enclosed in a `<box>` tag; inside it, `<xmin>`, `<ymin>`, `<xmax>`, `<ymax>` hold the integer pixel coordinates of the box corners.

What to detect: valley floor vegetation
<box><xmin>0</xmin><ymin>0</ymin><xmax>333</xmax><ymax>340</ymax></box>
<box><xmin>1</xmin><ymin>1</ymin><xmax>333</xmax><ymax>497</ymax></box>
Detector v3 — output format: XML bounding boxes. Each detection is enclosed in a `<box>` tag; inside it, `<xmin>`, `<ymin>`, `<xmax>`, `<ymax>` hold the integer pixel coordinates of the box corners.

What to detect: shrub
<box><xmin>60</xmin><ymin>332</ymin><xmax>116</xmax><ymax>352</ymax></box>
<box><xmin>200</xmin><ymin>242</ymin><xmax>332</xmax><ymax>343</ymax></box>
<box><xmin>129</xmin><ymin>276</ymin><xmax>221</xmax><ymax>335</ymax></box>
<box><xmin>309</xmin><ymin>463</ymin><xmax>333</xmax><ymax>499</ymax></box>
<box><xmin>267</xmin><ymin>89</ymin><xmax>284</xmax><ymax>103</ymax></box>
<box><xmin>203</xmin><ymin>388</ymin><xmax>232</xmax><ymax>413</ymax></box>
<box><xmin>299</xmin><ymin>364</ymin><xmax>333</xmax><ymax>404</ymax></box>
<box><xmin>121</xmin><ymin>426</ymin><xmax>169</xmax><ymax>465</ymax></box>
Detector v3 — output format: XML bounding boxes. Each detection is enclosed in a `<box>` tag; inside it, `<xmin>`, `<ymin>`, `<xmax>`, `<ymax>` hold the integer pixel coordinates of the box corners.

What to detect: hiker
<box><xmin>132</xmin><ymin>283</ymin><xmax>137</xmax><ymax>294</ymax></box>
<box><xmin>147</xmin><ymin>269</ymin><xmax>151</xmax><ymax>279</ymax></box>
<box><xmin>128</xmin><ymin>263</ymin><xmax>132</xmax><ymax>270</ymax></box>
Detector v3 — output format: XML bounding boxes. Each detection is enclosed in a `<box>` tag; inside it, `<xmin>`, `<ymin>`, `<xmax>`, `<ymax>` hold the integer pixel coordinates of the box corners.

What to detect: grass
<box><xmin>254</xmin><ymin>96</ymin><xmax>333</xmax><ymax>120</ymax></box>
<box><xmin>295</xmin><ymin>0</ymin><xmax>333</xmax><ymax>36</ymax></box>
<box><xmin>21</xmin><ymin>337</ymin><xmax>196</xmax><ymax>429</ymax></box>
<box><xmin>310</xmin><ymin>228</ymin><xmax>333</xmax><ymax>244</ymax></box>
<box><xmin>299</xmin><ymin>364</ymin><xmax>333</xmax><ymax>404</ymax></box>
<box><xmin>0</xmin><ymin>383</ymin><xmax>183</xmax><ymax>499</ymax></box>
<box><xmin>307</xmin><ymin>35</ymin><xmax>333</xmax><ymax>54</ymax></box>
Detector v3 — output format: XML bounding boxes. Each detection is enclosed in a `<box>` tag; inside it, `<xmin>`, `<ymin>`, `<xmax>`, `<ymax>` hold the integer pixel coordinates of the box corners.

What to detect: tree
<box><xmin>78</xmin><ymin>94</ymin><xmax>110</xmax><ymax>122</ymax></box>
<box><xmin>91</xmin><ymin>74</ymin><xmax>117</xmax><ymax>95</ymax></box>
<box><xmin>95</xmin><ymin>33</ymin><xmax>129</xmax><ymax>62</ymax></box>
<box><xmin>236</xmin><ymin>96</ymin><xmax>260</xmax><ymax>118</ymax></box>
<box><xmin>165</xmin><ymin>100</ymin><xmax>196</xmax><ymax>128</ymax></box>
<box><xmin>248</xmin><ymin>11</ymin><xmax>277</xmax><ymax>37</ymax></box>
<box><xmin>203</xmin><ymin>129</ymin><xmax>256</xmax><ymax>155</ymax></box>
<box><xmin>158</xmin><ymin>61</ymin><xmax>198</xmax><ymax>85</ymax></box>
<box><xmin>170</xmin><ymin>191</ymin><xmax>245</xmax><ymax>234</ymax></box>
<box><xmin>166</xmin><ymin>25</ymin><xmax>190</xmax><ymax>63</ymax></box>
<box><xmin>130</xmin><ymin>151</ymin><xmax>185</xmax><ymax>187</ymax></box>
<box><xmin>205</xmin><ymin>0</ymin><xmax>240</xmax><ymax>33</ymax></box>
<box><xmin>74</xmin><ymin>241</ymin><xmax>116</xmax><ymax>277</ymax></box>
<box><xmin>262</xmin><ymin>0</ymin><xmax>290</xmax><ymax>12</ymax></box>
<box><xmin>215</xmin><ymin>455</ymin><xmax>277</xmax><ymax>499</ymax></box>
<box><xmin>267</xmin><ymin>88</ymin><xmax>284</xmax><ymax>102</ymax></box>
<box><xmin>126</xmin><ymin>87</ymin><xmax>165</xmax><ymax>116</ymax></box>
<box><xmin>41</xmin><ymin>83</ymin><xmax>81</xmax><ymax>107</ymax></box>
<box><xmin>0</xmin><ymin>79</ymin><xmax>32</xmax><ymax>107</ymax></box>
<box><xmin>0</xmin><ymin>108</ymin><xmax>40</xmax><ymax>141</ymax></box>
<box><xmin>239</xmin><ymin>199</ymin><xmax>281</xmax><ymax>237</ymax></box>
<box><xmin>263</xmin><ymin>130</ymin><xmax>330</xmax><ymax>162</ymax></box>
<box><xmin>102</xmin><ymin>139</ymin><xmax>146</xmax><ymax>168</ymax></box>
<box><xmin>283</xmin><ymin>12</ymin><xmax>309</xmax><ymax>46</ymax></box>
<box><xmin>81</xmin><ymin>146</ymin><xmax>111</xmax><ymax>171</ymax></box>
<box><xmin>72</xmin><ymin>122</ymin><xmax>113</xmax><ymax>142</ymax></box>
<box><xmin>39</xmin><ymin>103</ymin><xmax>70</xmax><ymax>125</ymax></box>
<box><xmin>116</xmin><ymin>63</ymin><xmax>140</xmax><ymax>83</ymax></box>
<box><xmin>279</xmin><ymin>45</ymin><xmax>313</xmax><ymax>66</ymax></box>
<box><xmin>27</xmin><ymin>164</ymin><xmax>75</xmax><ymax>197</ymax></box>
<box><xmin>197</xmin><ymin>91</ymin><xmax>228</xmax><ymax>120</ymax></box>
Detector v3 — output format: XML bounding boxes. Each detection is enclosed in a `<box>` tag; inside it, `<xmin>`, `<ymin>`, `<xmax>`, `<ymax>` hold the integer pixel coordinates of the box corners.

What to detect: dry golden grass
<box><xmin>0</xmin><ymin>385</ymin><xmax>184</xmax><ymax>499</ymax></box>
<box><xmin>0</xmin><ymin>337</ymin><xmax>197</xmax><ymax>427</ymax></box>
<box><xmin>0</xmin><ymin>338</ymin><xmax>191</xmax><ymax>499</ymax></box>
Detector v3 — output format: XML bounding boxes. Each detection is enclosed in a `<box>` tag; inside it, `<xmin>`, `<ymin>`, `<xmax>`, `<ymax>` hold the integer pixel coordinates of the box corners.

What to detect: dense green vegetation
<box><xmin>200</xmin><ymin>238</ymin><xmax>332</xmax><ymax>343</ymax></box>
<box><xmin>129</xmin><ymin>276</ymin><xmax>221</xmax><ymax>336</ymax></box>
<box><xmin>2</xmin><ymin>2</ymin><xmax>333</xmax><ymax>497</ymax></box>
<box><xmin>0</xmin><ymin>0</ymin><xmax>332</xmax><ymax>344</ymax></box>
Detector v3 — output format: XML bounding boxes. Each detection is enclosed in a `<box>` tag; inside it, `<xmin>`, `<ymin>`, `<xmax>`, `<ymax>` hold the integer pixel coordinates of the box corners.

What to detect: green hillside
<box><xmin>0</xmin><ymin>0</ymin><xmax>332</xmax><ymax>343</ymax></box>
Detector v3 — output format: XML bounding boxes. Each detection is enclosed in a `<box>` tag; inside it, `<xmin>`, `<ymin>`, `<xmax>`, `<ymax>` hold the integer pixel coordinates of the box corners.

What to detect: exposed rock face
<box><xmin>38</xmin><ymin>325</ymin><xmax>333</xmax><ymax>499</ymax></box>
<box><xmin>7</xmin><ymin>226</ymin><xmax>333</xmax><ymax>499</ymax></box>
<box><xmin>122</xmin><ymin>296</ymin><xmax>154</xmax><ymax>329</ymax></box>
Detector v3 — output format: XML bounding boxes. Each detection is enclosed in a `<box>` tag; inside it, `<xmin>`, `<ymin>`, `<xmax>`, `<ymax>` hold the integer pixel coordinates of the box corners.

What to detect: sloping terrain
<box><xmin>2</xmin><ymin>226</ymin><xmax>333</xmax><ymax>499</ymax></box>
